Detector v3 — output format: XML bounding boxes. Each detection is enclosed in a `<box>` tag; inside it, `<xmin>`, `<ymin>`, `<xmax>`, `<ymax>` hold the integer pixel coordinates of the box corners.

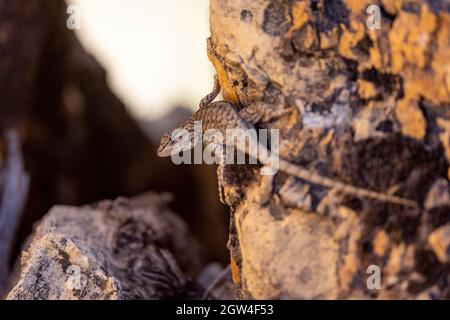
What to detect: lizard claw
<box><xmin>218</xmin><ymin>184</ymin><xmax>226</xmax><ymax>205</ymax></box>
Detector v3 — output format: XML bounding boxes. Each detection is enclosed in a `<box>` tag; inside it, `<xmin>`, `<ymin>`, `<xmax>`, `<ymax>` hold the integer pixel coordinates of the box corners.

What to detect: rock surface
<box><xmin>7</xmin><ymin>193</ymin><xmax>204</xmax><ymax>300</ymax></box>
<box><xmin>209</xmin><ymin>0</ymin><xmax>450</xmax><ymax>299</ymax></box>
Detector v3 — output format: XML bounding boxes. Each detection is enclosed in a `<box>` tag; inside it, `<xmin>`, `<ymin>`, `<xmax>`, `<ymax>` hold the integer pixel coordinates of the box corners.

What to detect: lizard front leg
<box><xmin>217</xmin><ymin>163</ymin><xmax>226</xmax><ymax>205</ymax></box>
<box><xmin>215</xmin><ymin>144</ymin><xmax>228</xmax><ymax>205</ymax></box>
<box><xmin>207</xmin><ymin>136</ymin><xmax>228</xmax><ymax>205</ymax></box>
<box><xmin>199</xmin><ymin>74</ymin><xmax>220</xmax><ymax>108</ymax></box>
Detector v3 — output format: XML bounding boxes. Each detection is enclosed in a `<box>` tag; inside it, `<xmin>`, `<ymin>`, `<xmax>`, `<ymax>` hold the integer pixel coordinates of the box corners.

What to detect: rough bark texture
<box><xmin>6</xmin><ymin>194</ymin><xmax>205</xmax><ymax>300</ymax></box>
<box><xmin>209</xmin><ymin>0</ymin><xmax>450</xmax><ymax>299</ymax></box>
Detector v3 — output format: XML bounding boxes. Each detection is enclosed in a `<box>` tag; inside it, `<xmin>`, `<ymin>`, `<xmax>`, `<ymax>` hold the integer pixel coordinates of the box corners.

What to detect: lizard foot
<box><xmin>254</xmin><ymin>166</ymin><xmax>275</xmax><ymax>205</ymax></box>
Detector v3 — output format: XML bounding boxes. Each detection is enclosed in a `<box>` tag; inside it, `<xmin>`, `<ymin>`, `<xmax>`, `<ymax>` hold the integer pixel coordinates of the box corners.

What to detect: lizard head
<box><xmin>157</xmin><ymin>128</ymin><xmax>195</xmax><ymax>157</ymax></box>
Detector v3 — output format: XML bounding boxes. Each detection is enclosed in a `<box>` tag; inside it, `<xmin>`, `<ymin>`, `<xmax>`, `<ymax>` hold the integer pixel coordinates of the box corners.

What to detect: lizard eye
<box><xmin>175</xmin><ymin>135</ymin><xmax>186</xmax><ymax>143</ymax></box>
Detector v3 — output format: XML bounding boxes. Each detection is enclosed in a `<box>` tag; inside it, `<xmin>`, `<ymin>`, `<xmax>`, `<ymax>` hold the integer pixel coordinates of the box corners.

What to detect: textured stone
<box><xmin>7</xmin><ymin>194</ymin><xmax>203</xmax><ymax>300</ymax></box>
<box><xmin>210</xmin><ymin>0</ymin><xmax>450</xmax><ymax>299</ymax></box>
<box><xmin>428</xmin><ymin>224</ymin><xmax>450</xmax><ymax>263</ymax></box>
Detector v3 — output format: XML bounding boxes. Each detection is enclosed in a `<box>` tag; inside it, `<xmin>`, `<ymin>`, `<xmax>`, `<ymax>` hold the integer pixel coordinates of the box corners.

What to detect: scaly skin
<box><xmin>157</xmin><ymin>77</ymin><xmax>418</xmax><ymax>208</ymax></box>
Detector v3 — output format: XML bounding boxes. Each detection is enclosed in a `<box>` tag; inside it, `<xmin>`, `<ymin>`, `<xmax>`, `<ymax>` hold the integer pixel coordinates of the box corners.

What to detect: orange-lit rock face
<box><xmin>207</xmin><ymin>38</ymin><xmax>241</xmax><ymax>103</ymax></box>
<box><xmin>339</xmin><ymin>2</ymin><xmax>449</xmax><ymax>139</ymax></box>
<box><xmin>210</xmin><ymin>0</ymin><xmax>450</xmax><ymax>300</ymax></box>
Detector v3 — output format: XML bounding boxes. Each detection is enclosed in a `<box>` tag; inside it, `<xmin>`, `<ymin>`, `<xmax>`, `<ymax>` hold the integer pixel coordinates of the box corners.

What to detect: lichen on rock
<box><xmin>209</xmin><ymin>0</ymin><xmax>450</xmax><ymax>299</ymax></box>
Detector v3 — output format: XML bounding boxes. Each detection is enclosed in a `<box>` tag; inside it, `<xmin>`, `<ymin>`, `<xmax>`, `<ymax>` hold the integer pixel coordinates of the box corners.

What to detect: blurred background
<box><xmin>0</xmin><ymin>0</ymin><xmax>228</xmax><ymax>293</ymax></box>
<box><xmin>68</xmin><ymin>0</ymin><xmax>214</xmax><ymax>120</ymax></box>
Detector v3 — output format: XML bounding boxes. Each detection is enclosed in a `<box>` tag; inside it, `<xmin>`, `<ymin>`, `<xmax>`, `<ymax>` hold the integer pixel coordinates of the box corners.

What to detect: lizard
<box><xmin>157</xmin><ymin>76</ymin><xmax>418</xmax><ymax>208</ymax></box>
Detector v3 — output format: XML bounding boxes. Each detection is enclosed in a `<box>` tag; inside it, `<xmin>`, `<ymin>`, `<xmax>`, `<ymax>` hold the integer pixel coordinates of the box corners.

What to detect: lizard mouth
<box><xmin>157</xmin><ymin>146</ymin><xmax>171</xmax><ymax>157</ymax></box>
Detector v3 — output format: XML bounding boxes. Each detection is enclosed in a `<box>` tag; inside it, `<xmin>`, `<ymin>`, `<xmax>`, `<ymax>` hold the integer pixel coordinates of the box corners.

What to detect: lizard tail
<box><xmin>278</xmin><ymin>159</ymin><xmax>418</xmax><ymax>208</ymax></box>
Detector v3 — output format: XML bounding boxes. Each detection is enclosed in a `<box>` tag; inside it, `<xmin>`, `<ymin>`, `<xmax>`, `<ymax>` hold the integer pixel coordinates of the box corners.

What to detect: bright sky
<box><xmin>67</xmin><ymin>0</ymin><xmax>213</xmax><ymax>120</ymax></box>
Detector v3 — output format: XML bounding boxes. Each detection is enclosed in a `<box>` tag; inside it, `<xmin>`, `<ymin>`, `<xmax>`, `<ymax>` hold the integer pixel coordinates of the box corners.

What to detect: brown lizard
<box><xmin>157</xmin><ymin>76</ymin><xmax>418</xmax><ymax>208</ymax></box>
